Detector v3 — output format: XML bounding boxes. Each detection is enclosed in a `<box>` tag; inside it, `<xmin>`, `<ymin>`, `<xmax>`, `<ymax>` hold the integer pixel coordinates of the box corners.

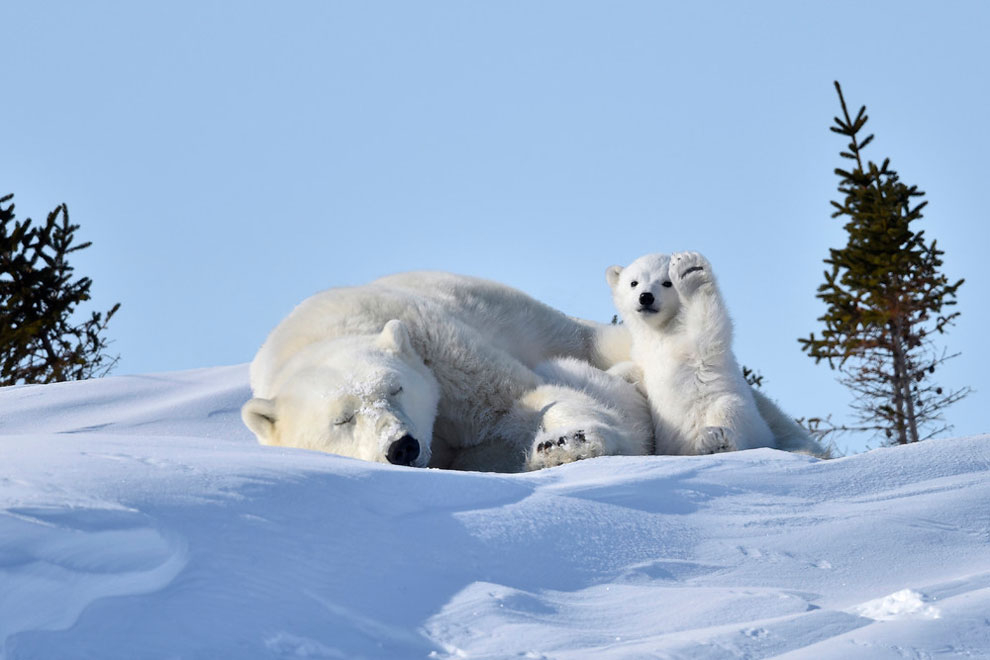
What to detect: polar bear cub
<box><xmin>607</xmin><ymin>252</ymin><xmax>775</xmax><ymax>455</ymax></box>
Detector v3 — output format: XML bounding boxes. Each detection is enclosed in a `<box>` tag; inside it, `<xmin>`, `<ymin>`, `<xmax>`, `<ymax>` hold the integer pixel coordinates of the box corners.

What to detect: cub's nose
<box><xmin>639</xmin><ymin>292</ymin><xmax>655</xmax><ymax>307</ymax></box>
<box><xmin>386</xmin><ymin>435</ymin><xmax>420</xmax><ymax>466</ymax></box>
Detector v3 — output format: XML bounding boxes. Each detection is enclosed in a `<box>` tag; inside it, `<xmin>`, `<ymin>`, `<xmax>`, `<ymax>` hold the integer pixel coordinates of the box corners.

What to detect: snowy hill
<box><xmin>1</xmin><ymin>366</ymin><xmax>988</xmax><ymax>659</ymax></box>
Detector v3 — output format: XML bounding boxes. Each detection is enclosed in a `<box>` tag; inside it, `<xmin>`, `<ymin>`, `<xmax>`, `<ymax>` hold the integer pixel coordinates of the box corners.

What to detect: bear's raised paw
<box><xmin>670</xmin><ymin>251</ymin><xmax>713</xmax><ymax>296</ymax></box>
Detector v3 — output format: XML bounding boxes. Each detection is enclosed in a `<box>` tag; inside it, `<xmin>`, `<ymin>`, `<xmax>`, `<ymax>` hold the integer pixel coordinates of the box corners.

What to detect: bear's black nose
<box><xmin>639</xmin><ymin>292</ymin><xmax>655</xmax><ymax>307</ymax></box>
<box><xmin>386</xmin><ymin>435</ymin><xmax>420</xmax><ymax>466</ymax></box>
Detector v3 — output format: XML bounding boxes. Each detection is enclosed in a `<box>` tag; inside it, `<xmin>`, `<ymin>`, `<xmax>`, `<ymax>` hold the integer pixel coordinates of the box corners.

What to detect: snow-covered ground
<box><xmin>1</xmin><ymin>366</ymin><xmax>988</xmax><ymax>659</ymax></box>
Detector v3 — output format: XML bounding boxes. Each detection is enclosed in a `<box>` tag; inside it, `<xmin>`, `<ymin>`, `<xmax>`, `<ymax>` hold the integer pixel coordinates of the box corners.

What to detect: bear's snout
<box><xmin>386</xmin><ymin>435</ymin><xmax>420</xmax><ymax>466</ymax></box>
<box><xmin>638</xmin><ymin>292</ymin><xmax>655</xmax><ymax>307</ymax></box>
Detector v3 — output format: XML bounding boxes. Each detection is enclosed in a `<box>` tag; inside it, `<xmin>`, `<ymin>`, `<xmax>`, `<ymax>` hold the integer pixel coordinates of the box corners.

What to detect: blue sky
<box><xmin>4</xmin><ymin>1</ymin><xmax>987</xmax><ymax>453</ymax></box>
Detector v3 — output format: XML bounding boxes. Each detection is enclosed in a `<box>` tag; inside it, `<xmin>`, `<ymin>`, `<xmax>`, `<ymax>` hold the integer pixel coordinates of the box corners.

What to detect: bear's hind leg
<box><xmin>698</xmin><ymin>426</ymin><xmax>738</xmax><ymax>454</ymax></box>
<box><xmin>697</xmin><ymin>391</ymin><xmax>774</xmax><ymax>453</ymax></box>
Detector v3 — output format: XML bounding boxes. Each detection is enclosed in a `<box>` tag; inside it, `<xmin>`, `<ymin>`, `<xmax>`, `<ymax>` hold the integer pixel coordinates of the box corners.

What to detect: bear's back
<box><xmin>372</xmin><ymin>271</ymin><xmax>595</xmax><ymax>366</ymax></box>
<box><xmin>250</xmin><ymin>271</ymin><xmax>604</xmax><ymax>393</ymax></box>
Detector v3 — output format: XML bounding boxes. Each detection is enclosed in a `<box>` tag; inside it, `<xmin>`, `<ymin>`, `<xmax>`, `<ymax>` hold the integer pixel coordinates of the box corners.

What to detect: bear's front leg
<box><xmin>669</xmin><ymin>251</ymin><xmax>733</xmax><ymax>357</ymax></box>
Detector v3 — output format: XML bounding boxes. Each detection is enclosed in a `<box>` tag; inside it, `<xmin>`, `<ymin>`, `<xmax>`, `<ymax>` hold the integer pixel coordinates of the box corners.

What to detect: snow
<box><xmin>1</xmin><ymin>366</ymin><xmax>988</xmax><ymax>659</ymax></box>
<box><xmin>853</xmin><ymin>589</ymin><xmax>941</xmax><ymax>622</ymax></box>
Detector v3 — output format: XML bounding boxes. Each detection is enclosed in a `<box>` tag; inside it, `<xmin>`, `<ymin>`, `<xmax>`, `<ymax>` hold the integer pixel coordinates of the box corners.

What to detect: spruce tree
<box><xmin>799</xmin><ymin>82</ymin><xmax>969</xmax><ymax>445</ymax></box>
<box><xmin>0</xmin><ymin>194</ymin><xmax>120</xmax><ymax>385</ymax></box>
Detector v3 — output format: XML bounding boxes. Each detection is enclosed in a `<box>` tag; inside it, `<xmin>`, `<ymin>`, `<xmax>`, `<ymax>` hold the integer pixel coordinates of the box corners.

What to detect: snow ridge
<box><xmin>1</xmin><ymin>366</ymin><xmax>988</xmax><ymax>659</ymax></box>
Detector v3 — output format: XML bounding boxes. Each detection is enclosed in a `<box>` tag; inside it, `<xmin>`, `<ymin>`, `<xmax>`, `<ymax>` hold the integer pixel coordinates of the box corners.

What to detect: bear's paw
<box><xmin>670</xmin><ymin>251</ymin><xmax>713</xmax><ymax>296</ymax></box>
<box><xmin>698</xmin><ymin>426</ymin><xmax>738</xmax><ymax>454</ymax></box>
<box><xmin>526</xmin><ymin>428</ymin><xmax>606</xmax><ymax>470</ymax></box>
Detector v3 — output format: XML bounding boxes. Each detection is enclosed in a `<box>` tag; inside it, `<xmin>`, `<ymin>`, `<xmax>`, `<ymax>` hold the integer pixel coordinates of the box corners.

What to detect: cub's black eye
<box><xmin>630</xmin><ymin>281</ymin><xmax>638</xmax><ymax>288</ymax></box>
<box><xmin>390</xmin><ymin>386</ymin><xmax>403</xmax><ymax>396</ymax></box>
<box><xmin>662</xmin><ymin>281</ymin><xmax>673</xmax><ymax>288</ymax></box>
<box><xmin>333</xmin><ymin>414</ymin><xmax>355</xmax><ymax>426</ymax></box>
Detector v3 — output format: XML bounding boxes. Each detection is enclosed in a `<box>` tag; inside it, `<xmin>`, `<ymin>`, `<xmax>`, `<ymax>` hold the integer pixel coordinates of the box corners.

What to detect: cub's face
<box><xmin>606</xmin><ymin>253</ymin><xmax>682</xmax><ymax>329</ymax></box>
<box><xmin>242</xmin><ymin>320</ymin><xmax>440</xmax><ymax>467</ymax></box>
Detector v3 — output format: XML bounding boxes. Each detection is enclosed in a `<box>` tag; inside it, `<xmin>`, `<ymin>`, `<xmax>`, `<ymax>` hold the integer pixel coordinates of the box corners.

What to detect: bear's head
<box><xmin>241</xmin><ymin>320</ymin><xmax>440</xmax><ymax>467</ymax></box>
<box><xmin>606</xmin><ymin>253</ymin><xmax>682</xmax><ymax>330</ymax></box>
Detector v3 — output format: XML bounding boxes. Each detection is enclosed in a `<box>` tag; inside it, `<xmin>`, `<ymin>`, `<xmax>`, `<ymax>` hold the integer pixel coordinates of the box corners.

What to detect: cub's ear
<box><xmin>242</xmin><ymin>397</ymin><xmax>277</xmax><ymax>444</ymax></box>
<box><xmin>376</xmin><ymin>319</ymin><xmax>415</xmax><ymax>356</ymax></box>
<box><xmin>605</xmin><ymin>265</ymin><xmax>623</xmax><ymax>290</ymax></box>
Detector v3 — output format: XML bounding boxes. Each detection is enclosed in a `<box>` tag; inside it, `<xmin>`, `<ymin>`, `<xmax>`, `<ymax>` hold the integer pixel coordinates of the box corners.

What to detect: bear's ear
<box><xmin>605</xmin><ymin>265</ymin><xmax>623</xmax><ymax>290</ymax></box>
<box><xmin>242</xmin><ymin>397</ymin><xmax>277</xmax><ymax>444</ymax></box>
<box><xmin>376</xmin><ymin>319</ymin><xmax>414</xmax><ymax>356</ymax></box>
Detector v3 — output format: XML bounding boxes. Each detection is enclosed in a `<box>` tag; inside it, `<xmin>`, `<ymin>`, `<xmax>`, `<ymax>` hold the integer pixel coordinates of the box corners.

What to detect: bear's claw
<box><xmin>536</xmin><ymin>430</ymin><xmax>587</xmax><ymax>454</ymax></box>
<box><xmin>528</xmin><ymin>428</ymin><xmax>603</xmax><ymax>469</ymax></box>
<box><xmin>700</xmin><ymin>426</ymin><xmax>737</xmax><ymax>454</ymax></box>
<box><xmin>680</xmin><ymin>265</ymin><xmax>704</xmax><ymax>277</ymax></box>
<box><xmin>669</xmin><ymin>252</ymin><xmax>713</xmax><ymax>296</ymax></box>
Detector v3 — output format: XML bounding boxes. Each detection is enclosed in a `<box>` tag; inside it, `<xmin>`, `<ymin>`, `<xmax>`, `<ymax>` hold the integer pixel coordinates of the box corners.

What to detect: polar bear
<box><xmin>606</xmin><ymin>252</ymin><xmax>822</xmax><ymax>456</ymax></box>
<box><xmin>242</xmin><ymin>271</ymin><xmax>650</xmax><ymax>472</ymax></box>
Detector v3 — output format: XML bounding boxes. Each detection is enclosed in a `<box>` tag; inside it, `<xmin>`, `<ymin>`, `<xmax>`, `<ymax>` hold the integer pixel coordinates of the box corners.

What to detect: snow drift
<box><xmin>1</xmin><ymin>366</ymin><xmax>988</xmax><ymax>659</ymax></box>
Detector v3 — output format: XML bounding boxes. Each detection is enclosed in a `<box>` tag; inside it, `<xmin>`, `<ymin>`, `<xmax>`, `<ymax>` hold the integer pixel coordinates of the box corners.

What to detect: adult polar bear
<box><xmin>242</xmin><ymin>271</ymin><xmax>651</xmax><ymax>472</ymax></box>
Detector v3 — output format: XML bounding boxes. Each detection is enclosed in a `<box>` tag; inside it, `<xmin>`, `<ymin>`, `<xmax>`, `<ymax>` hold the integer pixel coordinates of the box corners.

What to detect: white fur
<box><xmin>243</xmin><ymin>272</ymin><xmax>650</xmax><ymax>471</ymax></box>
<box><xmin>522</xmin><ymin>357</ymin><xmax>654</xmax><ymax>470</ymax></box>
<box><xmin>607</xmin><ymin>252</ymin><xmax>821</xmax><ymax>456</ymax></box>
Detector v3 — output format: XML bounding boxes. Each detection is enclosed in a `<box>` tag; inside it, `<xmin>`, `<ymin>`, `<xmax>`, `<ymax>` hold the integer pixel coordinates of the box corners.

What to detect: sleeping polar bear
<box><xmin>242</xmin><ymin>271</ymin><xmax>651</xmax><ymax>472</ymax></box>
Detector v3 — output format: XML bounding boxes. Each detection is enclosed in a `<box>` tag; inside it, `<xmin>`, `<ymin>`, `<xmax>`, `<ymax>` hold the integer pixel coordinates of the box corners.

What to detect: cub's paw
<box><xmin>698</xmin><ymin>426</ymin><xmax>738</xmax><ymax>454</ymax></box>
<box><xmin>526</xmin><ymin>428</ymin><xmax>606</xmax><ymax>470</ymax></box>
<box><xmin>670</xmin><ymin>251</ymin><xmax>713</xmax><ymax>296</ymax></box>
